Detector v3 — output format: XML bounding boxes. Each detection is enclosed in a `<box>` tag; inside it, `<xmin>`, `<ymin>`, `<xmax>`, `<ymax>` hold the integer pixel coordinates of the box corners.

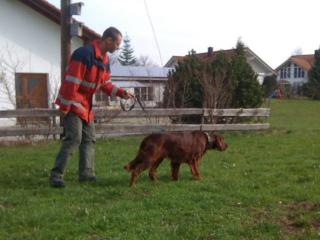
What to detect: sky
<box><xmin>49</xmin><ymin>0</ymin><xmax>320</xmax><ymax>69</ymax></box>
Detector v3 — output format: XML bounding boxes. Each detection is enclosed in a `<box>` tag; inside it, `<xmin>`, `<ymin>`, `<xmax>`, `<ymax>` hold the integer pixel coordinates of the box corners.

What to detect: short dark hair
<box><xmin>102</xmin><ymin>27</ymin><xmax>122</xmax><ymax>40</ymax></box>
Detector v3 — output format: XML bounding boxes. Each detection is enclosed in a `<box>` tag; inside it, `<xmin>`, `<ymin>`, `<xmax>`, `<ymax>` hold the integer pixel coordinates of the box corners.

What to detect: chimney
<box><xmin>208</xmin><ymin>46</ymin><xmax>213</xmax><ymax>56</ymax></box>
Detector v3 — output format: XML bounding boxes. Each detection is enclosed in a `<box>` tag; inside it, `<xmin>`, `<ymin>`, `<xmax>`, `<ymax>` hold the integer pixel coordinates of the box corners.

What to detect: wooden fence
<box><xmin>0</xmin><ymin>107</ymin><xmax>271</xmax><ymax>138</ymax></box>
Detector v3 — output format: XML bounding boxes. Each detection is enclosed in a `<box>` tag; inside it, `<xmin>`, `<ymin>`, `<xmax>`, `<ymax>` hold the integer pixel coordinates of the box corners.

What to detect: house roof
<box><xmin>164</xmin><ymin>50</ymin><xmax>235</xmax><ymax>67</ymax></box>
<box><xmin>164</xmin><ymin>47</ymin><xmax>275</xmax><ymax>74</ymax></box>
<box><xmin>276</xmin><ymin>54</ymin><xmax>315</xmax><ymax>71</ymax></box>
<box><xmin>110</xmin><ymin>65</ymin><xmax>172</xmax><ymax>81</ymax></box>
<box><xmin>18</xmin><ymin>0</ymin><xmax>100</xmax><ymax>41</ymax></box>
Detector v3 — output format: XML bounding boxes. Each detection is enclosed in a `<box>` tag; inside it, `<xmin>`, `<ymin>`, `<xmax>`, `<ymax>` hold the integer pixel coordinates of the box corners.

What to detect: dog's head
<box><xmin>207</xmin><ymin>133</ymin><xmax>228</xmax><ymax>151</ymax></box>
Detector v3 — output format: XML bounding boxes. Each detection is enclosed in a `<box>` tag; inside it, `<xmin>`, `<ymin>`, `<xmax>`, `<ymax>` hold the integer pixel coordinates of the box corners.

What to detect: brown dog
<box><xmin>124</xmin><ymin>131</ymin><xmax>228</xmax><ymax>187</ymax></box>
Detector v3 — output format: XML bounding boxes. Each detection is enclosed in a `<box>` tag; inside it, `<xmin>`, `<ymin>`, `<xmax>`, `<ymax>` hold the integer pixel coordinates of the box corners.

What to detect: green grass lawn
<box><xmin>1</xmin><ymin>99</ymin><xmax>320</xmax><ymax>240</ymax></box>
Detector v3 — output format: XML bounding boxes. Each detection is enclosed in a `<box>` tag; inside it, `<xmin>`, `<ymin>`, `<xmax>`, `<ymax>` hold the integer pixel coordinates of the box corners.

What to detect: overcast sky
<box><xmin>49</xmin><ymin>0</ymin><xmax>320</xmax><ymax>69</ymax></box>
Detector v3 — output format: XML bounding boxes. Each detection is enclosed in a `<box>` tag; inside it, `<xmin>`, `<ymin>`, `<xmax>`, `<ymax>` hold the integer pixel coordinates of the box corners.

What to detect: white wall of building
<box><xmin>0</xmin><ymin>0</ymin><xmax>83</xmax><ymax>126</ymax></box>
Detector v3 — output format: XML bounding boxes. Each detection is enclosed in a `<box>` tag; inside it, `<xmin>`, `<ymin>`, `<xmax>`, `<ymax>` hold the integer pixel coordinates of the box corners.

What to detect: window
<box><xmin>280</xmin><ymin>68</ymin><xmax>287</xmax><ymax>79</ymax></box>
<box><xmin>279</xmin><ymin>63</ymin><xmax>293</xmax><ymax>80</ymax></box>
<box><xmin>134</xmin><ymin>87</ymin><xmax>154</xmax><ymax>101</ymax></box>
<box><xmin>293</xmin><ymin>64</ymin><xmax>305</xmax><ymax>78</ymax></box>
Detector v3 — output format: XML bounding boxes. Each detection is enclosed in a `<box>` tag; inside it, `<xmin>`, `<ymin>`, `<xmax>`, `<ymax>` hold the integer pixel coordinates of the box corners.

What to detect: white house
<box><xmin>165</xmin><ymin>47</ymin><xmax>275</xmax><ymax>84</ymax></box>
<box><xmin>275</xmin><ymin>54</ymin><xmax>315</xmax><ymax>85</ymax></box>
<box><xmin>95</xmin><ymin>65</ymin><xmax>172</xmax><ymax>108</ymax></box>
<box><xmin>0</xmin><ymin>0</ymin><xmax>99</xmax><ymax>125</ymax></box>
<box><xmin>0</xmin><ymin>0</ymin><xmax>172</xmax><ymax>127</ymax></box>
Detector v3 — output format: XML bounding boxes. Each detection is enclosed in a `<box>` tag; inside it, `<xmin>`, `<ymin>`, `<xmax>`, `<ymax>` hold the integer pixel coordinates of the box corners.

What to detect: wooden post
<box><xmin>60</xmin><ymin>0</ymin><xmax>71</xmax><ymax>138</ymax></box>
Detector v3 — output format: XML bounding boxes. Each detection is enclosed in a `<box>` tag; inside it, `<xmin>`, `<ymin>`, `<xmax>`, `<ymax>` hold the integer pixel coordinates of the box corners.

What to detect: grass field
<box><xmin>0</xmin><ymin>99</ymin><xmax>320</xmax><ymax>240</ymax></box>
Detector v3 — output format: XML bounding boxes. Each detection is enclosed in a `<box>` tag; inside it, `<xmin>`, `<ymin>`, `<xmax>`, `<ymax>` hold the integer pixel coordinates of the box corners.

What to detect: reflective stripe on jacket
<box><xmin>55</xmin><ymin>40</ymin><xmax>125</xmax><ymax>122</ymax></box>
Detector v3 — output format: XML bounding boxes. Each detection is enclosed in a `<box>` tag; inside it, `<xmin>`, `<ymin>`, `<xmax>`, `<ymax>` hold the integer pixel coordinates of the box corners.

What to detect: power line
<box><xmin>143</xmin><ymin>0</ymin><xmax>163</xmax><ymax>66</ymax></box>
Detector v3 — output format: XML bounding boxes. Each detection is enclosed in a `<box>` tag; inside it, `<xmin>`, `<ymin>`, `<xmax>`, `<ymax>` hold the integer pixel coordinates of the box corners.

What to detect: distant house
<box><xmin>275</xmin><ymin>54</ymin><xmax>315</xmax><ymax>86</ymax></box>
<box><xmin>164</xmin><ymin>47</ymin><xmax>275</xmax><ymax>84</ymax></box>
<box><xmin>95</xmin><ymin>66</ymin><xmax>172</xmax><ymax>108</ymax></box>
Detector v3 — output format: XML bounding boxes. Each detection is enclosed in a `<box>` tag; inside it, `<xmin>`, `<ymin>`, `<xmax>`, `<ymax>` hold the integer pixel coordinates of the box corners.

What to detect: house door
<box><xmin>15</xmin><ymin>73</ymin><xmax>48</xmax><ymax>109</ymax></box>
<box><xmin>15</xmin><ymin>73</ymin><xmax>49</xmax><ymax>123</ymax></box>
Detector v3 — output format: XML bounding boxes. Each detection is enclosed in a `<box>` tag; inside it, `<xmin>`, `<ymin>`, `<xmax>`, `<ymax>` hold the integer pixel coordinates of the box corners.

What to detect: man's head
<box><xmin>100</xmin><ymin>27</ymin><xmax>122</xmax><ymax>54</ymax></box>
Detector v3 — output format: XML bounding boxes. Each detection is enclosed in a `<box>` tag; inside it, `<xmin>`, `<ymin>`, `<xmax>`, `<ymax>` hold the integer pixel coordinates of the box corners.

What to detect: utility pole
<box><xmin>61</xmin><ymin>0</ymin><xmax>71</xmax><ymax>85</ymax></box>
<box><xmin>60</xmin><ymin>0</ymin><xmax>71</xmax><ymax>137</ymax></box>
<box><xmin>60</xmin><ymin>0</ymin><xmax>83</xmax><ymax>136</ymax></box>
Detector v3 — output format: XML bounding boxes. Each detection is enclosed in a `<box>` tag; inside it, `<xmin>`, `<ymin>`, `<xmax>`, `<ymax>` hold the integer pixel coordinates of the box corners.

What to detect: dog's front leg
<box><xmin>130</xmin><ymin>171</ymin><xmax>138</xmax><ymax>187</ymax></box>
<box><xmin>149</xmin><ymin>157</ymin><xmax>164</xmax><ymax>181</ymax></box>
<box><xmin>193</xmin><ymin>161</ymin><xmax>202</xmax><ymax>180</ymax></box>
<box><xmin>189</xmin><ymin>163</ymin><xmax>201</xmax><ymax>180</ymax></box>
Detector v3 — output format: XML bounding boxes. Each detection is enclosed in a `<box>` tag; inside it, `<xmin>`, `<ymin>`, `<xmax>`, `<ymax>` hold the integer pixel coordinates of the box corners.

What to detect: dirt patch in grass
<box><xmin>279</xmin><ymin>201</ymin><xmax>320</xmax><ymax>235</ymax></box>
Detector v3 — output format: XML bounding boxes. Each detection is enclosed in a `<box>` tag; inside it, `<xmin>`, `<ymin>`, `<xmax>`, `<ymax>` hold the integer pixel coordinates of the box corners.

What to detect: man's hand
<box><xmin>60</xmin><ymin>110</ymin><xmax>69</xmax><ymax>117</ymax></box>
<box><xmin>122</xmin><ymin>90</ymin><xmax>134</xmax><ymax>100</ymax></box>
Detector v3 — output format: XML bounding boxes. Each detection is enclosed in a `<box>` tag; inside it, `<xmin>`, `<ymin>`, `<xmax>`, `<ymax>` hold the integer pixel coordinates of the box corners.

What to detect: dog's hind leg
<box><xmin>149</xmin><ymin>157</ymin><xmax>164</xmax><ymax>181</ymax></box>
<box><xmin>171</xmin><ymin>162</ymin><xmax>181</xmax><ymax>181</ymax></box>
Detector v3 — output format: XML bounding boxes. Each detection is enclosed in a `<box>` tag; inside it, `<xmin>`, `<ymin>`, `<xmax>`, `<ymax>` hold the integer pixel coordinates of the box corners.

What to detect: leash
<box><xmin>120</xmin><ymin>96</ymin><xmax>166</xmax><ymax>132</ymax></box>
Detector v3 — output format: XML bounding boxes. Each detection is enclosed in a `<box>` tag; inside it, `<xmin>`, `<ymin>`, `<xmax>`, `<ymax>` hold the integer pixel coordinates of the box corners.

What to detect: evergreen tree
<box><xmin>231</xmin><ymin>40</ymin><xmax>263</xmax><ymax>108</ymax></box>
<box><xmin>262</xmin><ymin>75</ymin><xmax>277</xmax><ymax>98</ymax></box>
<box><xmin>118</xmin><ymin>35</ymin><xmax>137</xmax><ymax>66</ymax></box>
<box><xmin>307</xmin><ymin>49</ymin><xmax>320</xmax><ymax>99</ymax></box>
<box><xmin>163</xmin><ymin>51</ymin><xmax>203</xmax><ymax>109</ymax></box>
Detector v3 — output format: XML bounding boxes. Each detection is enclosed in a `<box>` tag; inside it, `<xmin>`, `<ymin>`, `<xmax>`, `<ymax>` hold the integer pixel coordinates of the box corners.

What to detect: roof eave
<box><xmin>18</xmin><ymin>0</ymin><xmax>100</xmax><ymax>41</ymax></box>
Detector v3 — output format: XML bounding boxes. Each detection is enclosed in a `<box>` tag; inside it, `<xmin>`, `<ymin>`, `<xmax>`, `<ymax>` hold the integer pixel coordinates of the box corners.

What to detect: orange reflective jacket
<box><xmin>55</xmin><ymin>40</ymin><xmax>125</xmax><ymax>122</ymax></box>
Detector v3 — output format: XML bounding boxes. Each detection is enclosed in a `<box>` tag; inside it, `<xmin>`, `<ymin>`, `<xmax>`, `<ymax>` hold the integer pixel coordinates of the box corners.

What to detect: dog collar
<box><xmin>204</xmin><ymin>132</ymin><xmax>211</xmax><ymax>141</ymax></box>
<box><xmin>204</xmin><ymin>132</ymin><xmax>214</xmax><ymax>149</ymax></box>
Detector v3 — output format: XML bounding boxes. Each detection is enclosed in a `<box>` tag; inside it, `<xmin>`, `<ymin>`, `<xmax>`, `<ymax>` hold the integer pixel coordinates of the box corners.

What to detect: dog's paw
<box><xmin>124</xmin><ymin>164</ymin><xmax>131</xmax><ymax>172</ymax></box>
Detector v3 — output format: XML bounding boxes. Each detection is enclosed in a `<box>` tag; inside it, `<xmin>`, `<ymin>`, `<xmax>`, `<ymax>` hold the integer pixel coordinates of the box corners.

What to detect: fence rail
<box><xmin>0</xmin><ymin>108</ymin><xmax>271</xmax><ymax>138</ymax></box>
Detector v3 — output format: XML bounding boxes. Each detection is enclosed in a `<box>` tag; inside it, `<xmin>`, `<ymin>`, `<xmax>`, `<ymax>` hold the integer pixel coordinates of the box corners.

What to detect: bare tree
<box><xmin>48</xmin><ymin>68</ymin><xmax>61</xmax><ymax>107</ymax></box>
<box><xmin>291</xmin><ymin>47</ymin><xmax>303</xmax><ymax>56</ymax></box>
<box><xmin>163</xmin><ymin>51</ymin><xmax>235</xmax><ymax>123</ymax></box>
<box><xmin>136</xmin><ymin>55</ymin><xmax>158</xmax><ymax>67</ymax></box>
<box><xmin>198</xmin><ymin>53</ymin><xmax>233</xmax><ymax>110</ymax></box>
<box><xmin>0</xmin><ymin>45</ymin><xmax>26</xmax><ymax>108</ymax></box>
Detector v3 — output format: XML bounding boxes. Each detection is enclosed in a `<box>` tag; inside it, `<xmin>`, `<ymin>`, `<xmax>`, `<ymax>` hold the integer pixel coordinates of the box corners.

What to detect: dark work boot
<box><xmin>79</xmin><ymin>175</ymin><xmax>97</xmax><ymax>183</ymax></box>
<box><xmin>50</xmin><ymin>171</ymin><xmax>65</xmax><ymax>188</ymax></box>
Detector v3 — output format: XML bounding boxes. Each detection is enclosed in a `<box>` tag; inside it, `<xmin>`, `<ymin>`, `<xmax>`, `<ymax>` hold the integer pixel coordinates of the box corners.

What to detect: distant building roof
<box><xmin>110</xmin><ymin>65</ymin><xmax>172</xmax><ymax>81</ymax></box>
<box><xmin>18</xmin><ymin>0</ymin><xmax>100</xmax><ymax>41</ymax></box>
<box><xmin>164</xmin><ymin>47</ymin><xmax>275</xmax><ymax>74</ymax></box>
<box><xmin>276</xmin><ymin>54</ymin><xmax>315</xmax><ymax>71</ymax></box>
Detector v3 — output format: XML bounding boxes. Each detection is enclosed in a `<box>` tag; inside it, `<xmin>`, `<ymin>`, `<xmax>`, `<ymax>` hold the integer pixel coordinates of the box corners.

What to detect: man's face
<box><xmin>105</xmin><ymin>34</ymin><xmax>122</xmax><ymax>53</ymax></box>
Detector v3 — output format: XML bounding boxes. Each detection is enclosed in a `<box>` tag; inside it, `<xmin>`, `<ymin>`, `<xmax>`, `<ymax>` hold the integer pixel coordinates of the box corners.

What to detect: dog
<box><xmin>124</xmin><ymin>131</ymin><xmax>228</xmax><ymax>187</ymax></box>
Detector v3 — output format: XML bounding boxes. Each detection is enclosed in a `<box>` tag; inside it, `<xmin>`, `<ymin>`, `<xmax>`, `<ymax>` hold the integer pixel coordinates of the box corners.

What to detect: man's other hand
<box><xmin>122</xmin><ymin>90</ymin><xmax>134</xmax><ymax>100</ymax></box>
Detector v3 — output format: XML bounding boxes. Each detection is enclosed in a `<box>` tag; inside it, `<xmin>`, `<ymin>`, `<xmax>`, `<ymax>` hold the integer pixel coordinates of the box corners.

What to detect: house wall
<box><xmin>276</xmin><ymin>62</ymin><xmax>308</xmax><ymax>84</ymax></box>
<box><xmin>104</xmin><ymin>81</ymin><xmax>166</xmax><ymax>108</ymax></box>
<box><xmin>247</xmin><ymin>60</ymin><xmax>270</xmax><ymax>84</ymax></box>
<box><xmin>0</xmin><ymin>0</ymin><xmax>83</xmax><ymax>126</ymax></box>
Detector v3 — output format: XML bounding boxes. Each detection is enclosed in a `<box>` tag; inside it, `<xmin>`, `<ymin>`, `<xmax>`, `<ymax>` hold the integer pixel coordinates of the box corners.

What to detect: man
<box><xmin>50</xmin><ymin>27</ymin><xmax>132</xmax><ymax>188</ymax></box>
